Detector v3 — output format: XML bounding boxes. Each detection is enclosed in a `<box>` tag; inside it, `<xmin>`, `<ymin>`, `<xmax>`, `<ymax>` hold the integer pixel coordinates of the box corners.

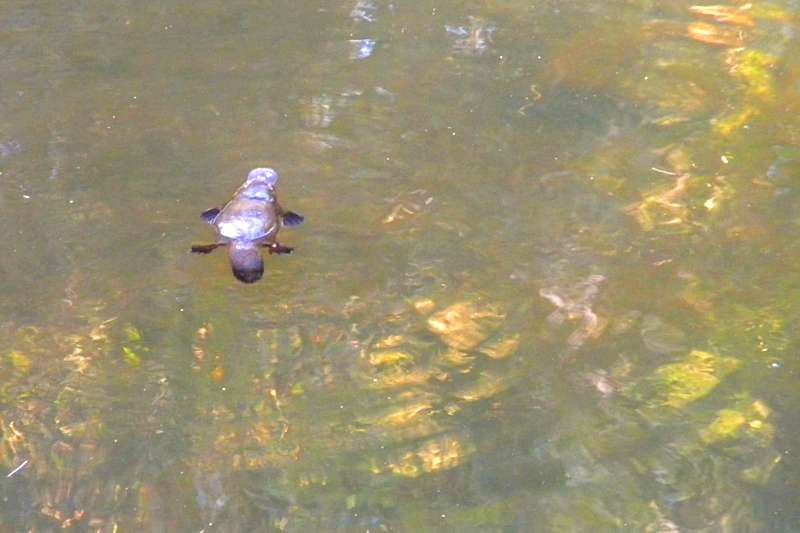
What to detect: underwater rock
<box><xmin>479</xmin><ymin>334</ymin><xmax>520</xmax><ymax>360</ymax></box>
<box><xmin>427</xmin><ymin>302</ymin><xmax>504</xmax><ymax>352</ymax></box>
<box><xmin>640</xmin><ymin>314</ymin><xmax>688</xmax><ymax>354</ymax></box>
<box><xmin>648</xmin><ymin>349</ymin><xmax>741</xmax><ymax>409</ymax></box>
<box><xmin>378</xmin><ymin>433</ymin><xmax>473</xmax><ymax>478</ymax></box>
<box><xmin>700</xmin><ymin>400</ymin><xmax>773</xmax><ymax>446</ymax></box>
<box><xmin>689</xmin><ymin>4</ymin><xmax>755</xmax><ymax>27</ymax></box>
<box><xmin>412</xmin><ymin>298</ymin><xmax>436</xmax><ymax>315</ymax></box>
<box><xmin>451</xmin><ymin>371</ymin><xmax>508</xmax><ymax>402</ymax></box>
<box><xmin>368</xmin><ymin>349</ymin><xmax>414</xmax><ymax>367</ymax></box>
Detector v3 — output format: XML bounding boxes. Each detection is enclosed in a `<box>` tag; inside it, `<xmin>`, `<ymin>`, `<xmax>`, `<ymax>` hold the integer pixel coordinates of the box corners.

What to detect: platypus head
<box><xmin>239</xmin><ymin>168</ymin><xmax>279</xmax><ymax>201</ymax></box>
<box><xmin>228</xmin><ymin>241</ymin><xmax>264</xmax><ymax>283</ymax></box>
<box><xmin>246</xmin><ymin>167</ymin><xmax>279</xmax><ymax>186</ymax></box>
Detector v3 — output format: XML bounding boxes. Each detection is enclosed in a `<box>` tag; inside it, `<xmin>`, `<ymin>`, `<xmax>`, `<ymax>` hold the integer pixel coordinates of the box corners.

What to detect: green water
<box><xmin>2</xmin><ymin>0</ymin><xmax>800</xmax><ymax>531</ymax></box>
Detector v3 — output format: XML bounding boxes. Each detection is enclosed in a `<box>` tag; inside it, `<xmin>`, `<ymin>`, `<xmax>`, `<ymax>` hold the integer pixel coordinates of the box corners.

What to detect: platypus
<box><xmin>191</xmin><ymin>168</ymin><xmax>304</xmax><ymax>283</ymax></box>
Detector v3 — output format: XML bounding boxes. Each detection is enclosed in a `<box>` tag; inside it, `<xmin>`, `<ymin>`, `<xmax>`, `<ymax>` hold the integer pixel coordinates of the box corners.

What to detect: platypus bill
<box><xmin>191</xmin><ymin>168</ymin><xmax>304</xmax><ymax>283</ymax></box>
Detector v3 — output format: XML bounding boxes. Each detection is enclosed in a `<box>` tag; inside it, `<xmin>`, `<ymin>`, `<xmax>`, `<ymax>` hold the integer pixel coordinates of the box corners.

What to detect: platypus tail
<box><xmin>228</xmin><ymin>242</ymin><xmax>264</xmax><ymax>283</ymax></box>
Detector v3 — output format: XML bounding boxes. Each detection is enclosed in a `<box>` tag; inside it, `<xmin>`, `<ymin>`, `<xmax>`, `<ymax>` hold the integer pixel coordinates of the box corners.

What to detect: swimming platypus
<box><xmin>191</xmin><ymin>168</ymin><xmax>304</xmax><ymax>283</ymax></box>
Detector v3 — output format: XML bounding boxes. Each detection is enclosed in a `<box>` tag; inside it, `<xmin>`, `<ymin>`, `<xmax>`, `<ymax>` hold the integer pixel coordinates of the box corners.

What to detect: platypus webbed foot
<box><xmin>282</xmin><ymin>211</ymin><xmax>304</xmax><ymax>227</ymax></box>
<box><xmin>191</xmin><ymin>242</ymin><xmax>227</xmax><ymax>254</ymax></box>
<box><xmin>200</xmin><ymin>207</ymin><xmax>221</xmax><ymax>224</ymax></box>
<box><xmin>266</xmin><ymin>242</ymin><xmax>293</xmax><ymax>255</ymax></box>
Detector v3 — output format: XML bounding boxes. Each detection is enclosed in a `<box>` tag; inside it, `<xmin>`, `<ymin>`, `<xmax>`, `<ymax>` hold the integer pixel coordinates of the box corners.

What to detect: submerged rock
<box><xmin>479</xmin><ymin>334</ymin><xmax>520</xmax><ymax>360</ymax></box>
<box><xmin>378</xmin><ymin>433</ymin><xmax>473</xmax><ymax>478</ymax></box>
<box><xmin>643</xmin><ymin>349</ymin><xmax>741</xmax><ymax>409</ymax></box>
<box><xmin>699</xmin><ymin>399</ymin><xmax>774</xmax><ymax>446</ymax></box>
<box><xmin>451</xmin><ymin>371</ymin><xmax>509</xmax><ymax>402</ymax></box>
<box><xmin>640</xmin><ymin>314</ymin><xmax>688</xmax><ymax>354</ymax></box>
<box><xmin>427</xmin><ymin>302</ymin><xmax>504</xmax><ymax>351</ymax></box>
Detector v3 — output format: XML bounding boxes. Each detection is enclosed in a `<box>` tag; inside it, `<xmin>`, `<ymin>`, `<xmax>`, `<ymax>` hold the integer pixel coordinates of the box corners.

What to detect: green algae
<box><xmin>7</xmin><ymin>351</ymin><xmax>31</xmax><ymax>374</ymax></box>
<box><xmin>700</xmin><ymin>399</ymin><xmax>774</xmax><ymax>446</ymax></box>
<box><xmin>639</xmin><ymin>350</ymin><xmax>742</xmax><ymax>410</ymax></box>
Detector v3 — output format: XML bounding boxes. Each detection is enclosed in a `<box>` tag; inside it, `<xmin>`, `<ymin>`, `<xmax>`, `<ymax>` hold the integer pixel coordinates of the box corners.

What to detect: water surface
<box><xmin>2</xmin><ymin>0</ymin><xmax>800</xmax><ymax>530</ymax></box>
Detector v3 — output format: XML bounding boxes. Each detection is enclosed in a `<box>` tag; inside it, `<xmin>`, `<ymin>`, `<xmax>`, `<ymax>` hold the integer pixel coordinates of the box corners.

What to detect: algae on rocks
<box><xmin>633</xmin><ymin>349</ymin><xmax>741</xmax><ymax>411</ymax></box>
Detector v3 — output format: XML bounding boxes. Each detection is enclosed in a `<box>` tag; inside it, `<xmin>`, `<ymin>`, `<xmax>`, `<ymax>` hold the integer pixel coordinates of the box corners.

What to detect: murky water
<box><xmin>2</xmin><ymin>0</ymin><xmax>800</xmax><ymax>530</ymax></box>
